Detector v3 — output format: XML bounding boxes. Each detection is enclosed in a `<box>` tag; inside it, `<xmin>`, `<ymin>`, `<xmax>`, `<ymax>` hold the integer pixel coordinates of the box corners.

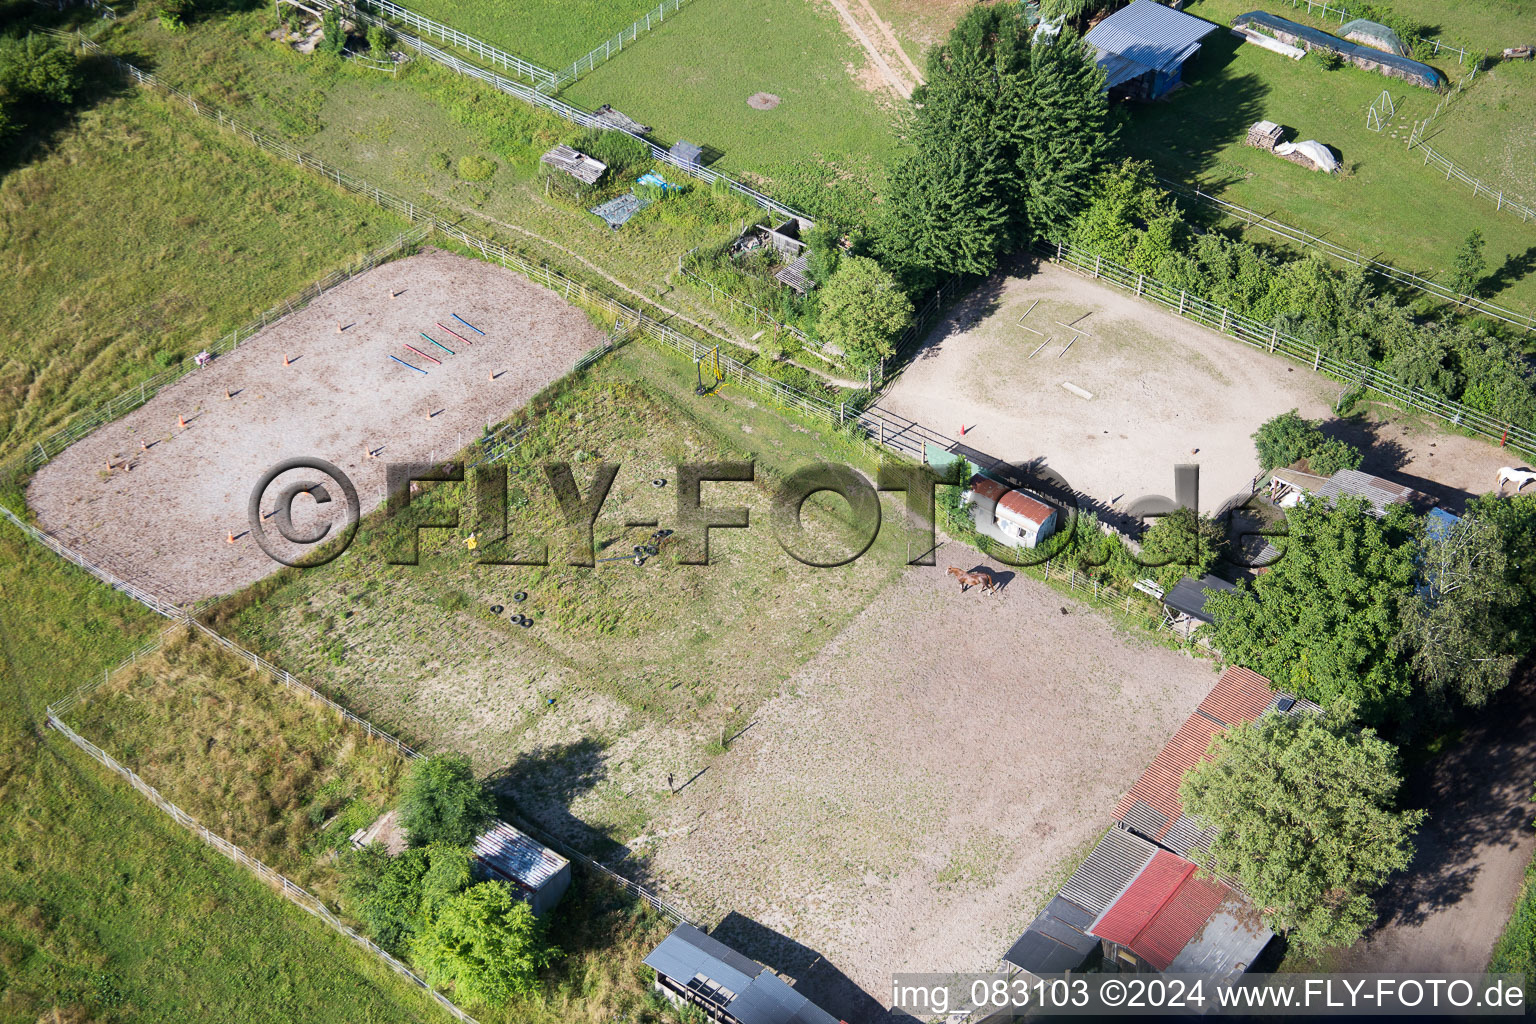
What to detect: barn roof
<box><xmin>1003</xmin><ymin>829</ymin><xmax>1159</xmax><ymax>975</ymax></box>
<box><xmin>472</xmin><ymin>819</ymin><xmax>569</xmax><ymax>892</ymax></box>
<box><xmin>968</xmin><ymin>474</ymin><xmax>1054</xmax><ymax>526</ymax></box>
<box><xmin>1089</xmin><ymin>851</ymin><xmax>1233</xmax><ymax>970</ymax></box>
<box><xmin>1085</xmin><ymin>0</ymin><xmax>1218</xmax><ymax>87</ymax></box>
<box><xmin>1113</xmin><ymin>667</ymin><xmax>1320</xmax><ymax>856</ymax></box>
<box><xmin>643</xmin><ymin>925</ymin><xmax>838</xmax><ymax>1024</ymax></box>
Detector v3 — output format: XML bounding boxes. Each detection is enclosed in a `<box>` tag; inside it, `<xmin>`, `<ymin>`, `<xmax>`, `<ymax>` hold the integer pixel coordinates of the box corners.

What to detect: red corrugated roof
<box><xmin>968</xmin><ymin>475</ymin><xmax>1054</xmax><ymax>526</ymax></box>
<box><xmin>1113</xmin><ymin>667</ymin><xmax>1275</xmax><ymax>846</ymax></box>
<box><xmin>1091</xmin><ymin>851</ymin><xmax>1231</xmax><ymax>970</ymax></box>
<box><xmin>1198</xmin><ymin>666</ymin><xmax>1276</xmax><ymax>727</ymax></box>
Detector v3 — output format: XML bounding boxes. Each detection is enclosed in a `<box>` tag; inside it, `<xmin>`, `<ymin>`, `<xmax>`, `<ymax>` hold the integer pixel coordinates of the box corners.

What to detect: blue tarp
<box><xmin>637</xmin><ymin>171</ymin><xmax>682</xmax><ymax>192</ymax></box>
<box><xmin>1234</xmin><ymin>11</ymin><xmax>1445</xmax><ymax>88</ymax></box>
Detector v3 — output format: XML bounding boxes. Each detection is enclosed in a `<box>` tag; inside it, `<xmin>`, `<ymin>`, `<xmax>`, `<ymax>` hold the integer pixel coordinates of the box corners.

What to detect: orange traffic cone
<box><xmin>227</xmin><ymin>531</ymin><xmax>235</xmax><ymax>544</ymax></box>
<box><xmin>178</xmin><ymin>415</ymin><xmax>187</xmax><ymax>429</ymax></box>
<box><xmin>283</xmin><ymin>354</ymin><xmax>291</xmax><ymax>367</ymax></box>
<box><xmin>225</xmin><ymin>389</ymin><xmax>233</xmax><ymax>400</ymax></box>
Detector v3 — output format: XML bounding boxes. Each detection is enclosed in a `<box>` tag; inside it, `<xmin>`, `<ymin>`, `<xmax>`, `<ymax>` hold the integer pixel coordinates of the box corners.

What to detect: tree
<box><xmin>1204</xmin><ymin>498</ymin><xmax>1417</xmax><ymax>724</ymax></box>
<box><xmin>1450</xmin><ymin>229</ymin><xmax>1486</xmax><ymax>297</ymax></box>
<box><xmin>1251</xmin><ymin>409</ymin><xmax>1360</xmax><ymax>475</ymax></box>
<box><xmin>412</xmin><ymin>883</ymin><xmax>557</xmax><ymax>1004</ymax></box>
<box><xmin>367</xmin><ymin>24</ymin><xmax>392</xmax><ymax>60</ymax></box>
<box><xmin>1398</xmin><ymin>501</ymin><xmax>1535</xmax><ymax>711</ymax></box>
<box><xmin>343</xmin><ymin>845</ymin><xmax>430</xmax><ymax>954</ymax></box>
<box><xmin>420</xmin><ymin>844</ymin><xmax>476</xmax><ymax>919</ymax></box>
<box><xmin>1070</xmin><ymin>160</ymin><xmax>1176</xmax><ymax>266</ymax></box>
<box><xmin>400</xmin><ymin>753</ymin><xmax>493</xmax><ymax>848</ymax></box>
<box><xmin>320</xmin><ymin>8</ymin><xmax>347</xmax><ymax>56</ymax></box>
<box><xmin>0</xmin><ymin>34</ymin><xmax>81</xmax><ymax>105</ymax></box>
<box><xmin>815</xmin><ymin>256</ymin><xmax>914</xmax><ymax>368</ymax></box>
<box><xmin>1137</xmin><ymin>506</ymin><xmax>1224</xmax><ymax>588</ymax></box>
<box><xmin>1180</xmin><ymin>710</ymin><xmax>1424</xmax><ymax>954</ymax></box>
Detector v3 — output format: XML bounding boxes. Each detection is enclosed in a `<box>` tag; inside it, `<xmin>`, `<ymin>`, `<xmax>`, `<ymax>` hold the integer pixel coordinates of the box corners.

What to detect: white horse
<box><xmin>1496</xmin><ymin>467</ymin><xmax>1536</xmax><ymax>495</ymax></box>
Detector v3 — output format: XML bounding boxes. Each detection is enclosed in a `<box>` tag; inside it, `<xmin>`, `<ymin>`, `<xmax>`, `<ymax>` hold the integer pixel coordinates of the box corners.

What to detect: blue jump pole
<box><xmin>452</xmin><ymin>313</ymin><xmax>485</xmax><ymax>335</ymax></box>
<box><xmin>390</xmin><ymin>354</ymin><xmax>428</xmax><ymax>374</ymax></box>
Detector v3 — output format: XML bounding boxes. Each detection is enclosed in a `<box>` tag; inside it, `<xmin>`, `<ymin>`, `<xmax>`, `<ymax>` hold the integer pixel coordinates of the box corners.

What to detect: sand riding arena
<box><xmin>28</xmin><ymin>248</ymin><xmax>606</xmax><ymax>605</ymax></box>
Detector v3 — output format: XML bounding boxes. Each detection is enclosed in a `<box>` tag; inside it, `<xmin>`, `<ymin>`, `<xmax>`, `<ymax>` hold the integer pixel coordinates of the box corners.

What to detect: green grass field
<box><xmin>0</xmin><ymin>83</ymin><xmax>407</xmax><ymax>466</ymax></box>
<box><xmin>390</xmin><ymin>0</ymin><xmax>663</xmax><ymax>69</ymax></box>
<box><xmin>203</xmin><ymin>338</ymin><xmax>910</xmax><ymax>856</ymax></box>
<box><xmin>560</xmin><ymin>0</ymin><xmax>907</xmax><ymax>217</ymax></box>
<box><xmin>1122</xmin><ymin>0</ymin><xmax>1536</xmax><ymax>311</ymax></box>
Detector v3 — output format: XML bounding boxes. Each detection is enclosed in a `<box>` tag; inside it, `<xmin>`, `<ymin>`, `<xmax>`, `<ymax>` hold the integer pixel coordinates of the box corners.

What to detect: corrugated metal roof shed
<box><xmin>968</xmin><ymin>474</ymin><xmax>1054</xmax><ymax>526</ymax></box>
<box><xmin>1197</xmin><ymin>666</ymin><xmax>1275</xmax><ymax>726</ymax></box>
<box><xmin>1315</xmin><ymin>468</ymin><xmax>1421</xmax><ymax>517</ymax></box>
<box><xmin>473</xmin><ymin>819</ymin><xmax>568</xmax><ymax>891</ymax></box>
<box><xmin>1085</xmin><ymin>0</ymin><xmax>1218</xmax><ymax>84</ymax></box>
<box><xmin>642</xmin><ymin>925</ymin><xmax>839</xmax><ymax>1024</ymax></box>
<box><xmin>1167</xmin><ymin>892</ymin><xmax>1274</xmax><ymax>976</ymax></box>
<box><xmin>1090</xmin><ymin>850</ymin><xmax>1230</xmax><ymax>970</ymax></box>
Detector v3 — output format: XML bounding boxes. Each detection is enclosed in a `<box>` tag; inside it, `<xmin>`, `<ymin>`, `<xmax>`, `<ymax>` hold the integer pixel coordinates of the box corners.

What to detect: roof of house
<box><xmin>472</xmin><ymin>820</ymin><xmax>569</xmax><ymax>892</ymax></box>
<box><xmin>1089</xmin><ymin>850</ymin><xmax>1234</xmax><ymax>970</ymax></box>
<box><xmin>1114</xmin><ymin>667</ymin><xmax>1321</xmax><ymax>856</ymax></box>
<box><xmin>968</xmin><ymin>474</ymin><xmax>1055</xmax><ymax>527</ymax></box>
<box><xmin>1162</xmin><ymin>574</ymin><xmax>1236</xmax><ymax>623</ymax></box>
<box><xmin>1085</xmin><ymin>0</ymin><xmax>1219</xmax><ymax>87</ymax></box>
<box><xmin>1003</xmin><ymin>829</ymin><xmax>1159</xmax><ymax>975</ymax></box>
<box><xmin>643</xmin><ymin>925</ymin><xmax>839</xmax><ymax>1024</ymax></box>
<box><xmin>540</xmin><ymin>145</ymin><xmax>607</xmax><ymax>184</ymax></box>
<box><xmin>1314</xmin><ymin>468</ymin><xmax>1421</xmax><ymax>517</ymax></box>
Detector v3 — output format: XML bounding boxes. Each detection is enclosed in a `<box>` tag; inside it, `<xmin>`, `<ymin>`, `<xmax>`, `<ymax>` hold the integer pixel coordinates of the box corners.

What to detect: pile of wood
<box><xmin>1246</xmin><ymin>119</ymin><xmax>1285</xmax><ymax>150</ymax></box>
<box><xmin>1503</xmin><ymin>45</ymin><xmax>1533</xmax><ymax>60</ymax></box>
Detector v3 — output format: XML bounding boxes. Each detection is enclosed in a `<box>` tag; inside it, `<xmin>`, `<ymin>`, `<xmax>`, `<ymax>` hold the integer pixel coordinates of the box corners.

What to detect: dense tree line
<box><xmin>1069</xmin><ymin>161</ymin><xmax>1536</xmax><ymax>429</ymax></box>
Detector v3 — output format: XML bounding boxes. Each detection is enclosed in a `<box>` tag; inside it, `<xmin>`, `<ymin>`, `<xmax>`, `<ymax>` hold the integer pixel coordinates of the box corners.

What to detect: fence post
<box><xmin>1314</xmin><ymin>347</ymin><xmax>1321</xmax><ymax>371</ymax></box>
<box><xmin>1093</xmin><ymin>254</ymin><xmax>1101</xmax><ymax>279</ymax></box>
<box><xmin>1178</xmin><ymin>290</ymin><xmax>1186</xmax><ymax>315</ymax></box>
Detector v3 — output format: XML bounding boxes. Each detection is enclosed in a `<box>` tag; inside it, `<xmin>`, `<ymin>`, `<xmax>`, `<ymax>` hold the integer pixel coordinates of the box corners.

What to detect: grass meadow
<box><xmin>202</xmin><ymin>337</ymin><xmax>912</xmax><ymax>858</ymax></box>
<box><xmin>1126</xmin><ymin>0</ymin><xmax>1536</xmax><ymax>311</ymax></box>
<box><xmin>559</xmin><ymin>0</ymin><xmax>908</xmax><ymax>217</ymax></box>
<box><xmin>389</xmin><ymin>0</ymin><xmax>663</xmax><ymax>69</ymax></box>
<box><xmin>0</xmin><ymin>82</ymin><xmax>407</xmax><ymax>466</ymax></box>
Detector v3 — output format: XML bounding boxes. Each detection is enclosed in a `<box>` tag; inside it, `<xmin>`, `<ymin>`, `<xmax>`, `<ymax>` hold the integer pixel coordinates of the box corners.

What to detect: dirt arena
<box><xmin>642</xmin><ymin>555</ymin><xmax>1221</xmax><ymax>1022</ymax></box>
<box><xmin>28</xmin><ymin>248</ymin><xmax>605</xmax><ymax>604</ymax></box>
<box><xmin>880</xmin><ymin>262</ymin><xmax>1518</xmax><ymax>516</ymax></box>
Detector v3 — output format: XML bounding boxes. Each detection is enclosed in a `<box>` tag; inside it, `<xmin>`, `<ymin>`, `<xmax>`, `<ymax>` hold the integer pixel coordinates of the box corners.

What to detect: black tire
<box><xmin>652</xmin><ymin>478</ymin><xmax>666</xmax><ymax>488</ymax></box>
<box><xmin>513</xmin><ymin>591</ymin><xmax>527</xmax><ymax>603</ymax></box>
<box><xmin>490</xmin><ymin>605</ymin><xmax>504</xmax><ymax>615</ymax></box>
<box><xmin>519</xmin><ymin>617</ymin><xmax>533</xmax><ymax>628</ymax></box>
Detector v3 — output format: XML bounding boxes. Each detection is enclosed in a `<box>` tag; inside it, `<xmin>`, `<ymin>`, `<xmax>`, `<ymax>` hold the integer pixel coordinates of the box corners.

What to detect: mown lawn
<box><xmin>0</xmin><ymin>76</ymin><xmax>408</xmax><ymax>466</ymax></box>
<box><xmin>390</xmin><ymin>0</ymin><xmax>663</xmax><ymax>69</ymax></box>
<box><xmin>560</xmin><ymin>0</ymin><xmax>908</xmax><ymax>218</ymax></box>
<box><xmin>1125</xmin><ymin>0</ymin><xmax>1536</xmax><ymax>311</ymax></box>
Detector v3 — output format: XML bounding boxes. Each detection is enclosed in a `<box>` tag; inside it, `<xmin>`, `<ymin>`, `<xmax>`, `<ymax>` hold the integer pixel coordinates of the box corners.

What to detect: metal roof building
<box><xmin>643</xmin><ymin>924</ymin><xmax>842</xmax><ymax>1024</ymax></box>
<box><xmin>1084</xmin><ymin>0</ymin><xmax>1219</xmax><ymax>99</ymax></box>
<box><xmin>1089</xmin><ymin>849</ymin><xmax>1272</xmax><ymax>978</ymax></box>
<box><xmin>1161</xmin><ymin>573</ymin><xmax>1235</xmax><ymax>629</ymax></box>
<box><xmin>1114</xmin><ymin>667</ymin><xmax>1320</xmax><ymax>857</ymax></box>
<box><xmin>1271</xmin><ymin>464</ymin><xmax>1426</xmax><ymax>518</ymax></box>
<box><xmin>1003</xmin><ymin>829</ymin><xmax>1160</xmax><ymax>976</ymax></box>
<box><xmin>472</xmin><ymin>819</ymin><xmax>571</xmax><ymax>916</ymax></box>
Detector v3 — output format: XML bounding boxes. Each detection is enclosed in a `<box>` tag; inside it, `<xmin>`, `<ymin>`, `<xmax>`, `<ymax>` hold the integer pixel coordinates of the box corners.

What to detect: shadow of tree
<box><xmin>1481</xmin><ymin>245</ymin><xmax>1536</xmax><ymax>300</ymax></box>
<box><xmin>0</xmin><ymin>49</ymin><xmax>138</xmax><ymax>178</ymax></box>
<box><xmin>711</xmin><ymin>911</ymin><xmax>888</xmax><ymax>1024</ymax></box>
<box><xmin>485</xmin><ymin>737</ymin><xmax>637</xmax><ymax>863</ymax></box>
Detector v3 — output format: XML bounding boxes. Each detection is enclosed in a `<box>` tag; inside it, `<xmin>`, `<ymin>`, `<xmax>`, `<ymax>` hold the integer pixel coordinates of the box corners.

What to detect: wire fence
<box><xmin>1039</xmin><ymin>240</ymin><xmax>1536</xmax><ymax>461</ymax></box>
<box><xmin>353</xmin><ymin>0</ymin><xmax>555</xmax><ymax>87</ymax></box>
<box><xmin>43</xmin><ymin>710</ymin><xmax>480</xmax><ymax>1024</ymax></box>
<box><xmin>322</xmin><ymin>7</ymin><xmax>808</xmax><ymax>224</ymax></box>
<box><xmin>1405</xmin><ymin>133</ymin><xmax>1535</xmax><ymax>222</ymax></box>
<box><xmin>1157</xmin><ymin>178</ymin><xmax>1536</xmax><ymax>331</ymax></box>
<box><xmin>549</xmin><ymin>0</ymin><xmax>696</xmax><ymax>90</ymax></box>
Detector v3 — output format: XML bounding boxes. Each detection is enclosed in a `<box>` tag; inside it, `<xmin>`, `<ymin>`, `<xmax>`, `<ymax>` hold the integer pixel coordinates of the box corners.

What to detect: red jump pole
<box><xmin>436</xmin><ymin>322</ymin><xmax>472</xmax><ymax>346</ymax></box>
<box><xmin>404</xmin><ymin>343</ymin><xmax>443</xmax><ymax>365</ymax></box>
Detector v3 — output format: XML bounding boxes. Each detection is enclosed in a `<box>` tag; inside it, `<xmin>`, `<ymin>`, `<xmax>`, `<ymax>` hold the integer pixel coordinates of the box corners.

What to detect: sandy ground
<box><xmin>1333</xmin><ymin>670</ymin><xmax>1536</xmax><ymax>973</ymax></box>
<box><xmin>28</xmin><ymin>248</ymin><xmax>604</xmax><ymax>605</ymax></box>
<box><xmin>643</xmin><ymin>553</ymin><xmax>1221</xmax><ymax>1023</ymax></box>
<box><xmin>881</xmin><ymin>262</ymin><xmax>1516</xmax><ymax>516</ymax></box>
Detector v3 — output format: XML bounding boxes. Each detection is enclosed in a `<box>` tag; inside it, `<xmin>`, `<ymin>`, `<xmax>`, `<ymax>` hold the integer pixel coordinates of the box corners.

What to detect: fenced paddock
<box><xmin>26</xmin><ymin>248</ymin><xmax>605</xmax><ymax>605</ymax></box>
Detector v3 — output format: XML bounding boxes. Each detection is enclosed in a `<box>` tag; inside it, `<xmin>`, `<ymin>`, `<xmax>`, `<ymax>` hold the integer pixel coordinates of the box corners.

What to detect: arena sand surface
<box><xmin>29</xmin><ymin>248</ymin><xmax>605</xmax><ymax>605</ymax></box>
<box><xmin>643</xmin><ymin>553</ymin><xmax>1221</xmax><ymax>1022</ymax></box>
<box><xmin>879</xmin><ymin>262</ymin><xmax>1513</xmax><ymax>516</ymax></box>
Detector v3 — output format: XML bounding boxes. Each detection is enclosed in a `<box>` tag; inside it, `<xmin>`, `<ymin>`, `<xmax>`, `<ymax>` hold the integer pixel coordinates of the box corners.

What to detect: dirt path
<box><xmin>853</xmin><ymin>0</ymin><xmax>925</xmax><ymax>86</ymax></box>
<box><xmin>822</xmin><ymin>0</ymin><xmax>916</xmax><ymax>99</ymax></box>
<box><xmin>1331</xmin><ymin>671</ymin><xmax>1536</xmax><ymax>973</ymax></box>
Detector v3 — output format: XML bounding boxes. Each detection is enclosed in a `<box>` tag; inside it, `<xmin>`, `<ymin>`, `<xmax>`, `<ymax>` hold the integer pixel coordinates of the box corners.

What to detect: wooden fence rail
<box><xmin>354</xmin><ymin>0</ymin><xmax>555</xmax><ymax>86</ymax></box>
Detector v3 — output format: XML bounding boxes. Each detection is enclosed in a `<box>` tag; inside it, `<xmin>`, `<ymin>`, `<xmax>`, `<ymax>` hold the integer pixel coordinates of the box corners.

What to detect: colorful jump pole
<box><xmin>404</xmin><ymin>343</ymin><xmax>443</xmax><ymax>365</ymax></box>
<box><xmin>421</xmin><ymin>332</ymin><xmax>455</xmax><ymax>356</ymax></box>
<box><xmin>436</xmin><ymin>322</ymin><xmax>472</xmax><ymax>346</ymax></box>
<box><xmin>452</xmin><ymin>313</ymin><xmax>484</xmax><ymax>335</ymax></box>
<box><xmin>390</xmin><ymin>354</ymin><xmax>428</xmax><ymax>374</ymax></box>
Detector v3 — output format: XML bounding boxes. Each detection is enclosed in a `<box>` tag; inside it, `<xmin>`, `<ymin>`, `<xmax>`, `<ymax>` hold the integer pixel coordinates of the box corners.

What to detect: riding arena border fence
<box><xmin>1040</xmin><ymin>240</ymin><xmax>1536</xmax><ymax>461</ymax></box>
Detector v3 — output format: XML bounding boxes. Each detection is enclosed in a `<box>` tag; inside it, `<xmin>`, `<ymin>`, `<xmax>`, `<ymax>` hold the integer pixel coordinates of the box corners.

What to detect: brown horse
<box><xmin>947</xmin><ymin>566</ymin><xmax>998</xmax><ymax>594</ymax></box>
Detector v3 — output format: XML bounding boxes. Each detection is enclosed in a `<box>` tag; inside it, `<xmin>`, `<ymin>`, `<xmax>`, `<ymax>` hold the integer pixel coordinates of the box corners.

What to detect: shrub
<box><xmin>457</xmin><ymin>154</ymin><xmax>497</xmax><ymax>182</ymax></box>
<box><xmin>366</xmin><ymin>24</ymin><xmax>391</xmax><ymax>60</ymax></box>
<box><xmin>577</xmin><ymin>128</ymin><xmax>651</xmax><ymax>179</ymax></box>
<box><xmin>412</xmin><ymin>883</ymin><xmax>557</xmax><ymax>1005</ymax></box>
<box><xmin>1252</xmin><ymin>409</ymin><xmax>1360</xmax><ymax>475</ymax></box>
<box><xmin>319</xmin><ymin>9</ymin><xmax>346</xmax><ymax>56</ymax></box>
<box><xmin>429</xmin><ymin>151</ymin><xmax>451</xmax><ymax>173</ymax></box>
<box><xmin>0</xmin><ymin>34</ymin><xmax>82</xmax><ymax>104</ymax></box>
